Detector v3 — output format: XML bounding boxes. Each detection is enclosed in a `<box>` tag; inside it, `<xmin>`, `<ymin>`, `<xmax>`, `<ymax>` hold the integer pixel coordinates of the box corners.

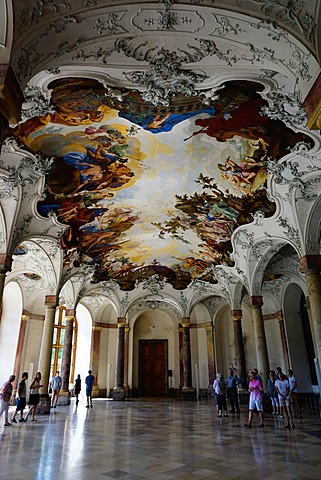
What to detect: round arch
<box><xmin>283</xmin><ymin>282</ymin><xmax>316</xmax><ymax>392</ymax></box>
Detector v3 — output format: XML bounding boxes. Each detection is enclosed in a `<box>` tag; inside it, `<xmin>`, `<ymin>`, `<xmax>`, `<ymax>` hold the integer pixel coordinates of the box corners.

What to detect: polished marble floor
<box><xmin>0</xmin><ymin>398</ymin><xmax>321</xmax><ymax>480</ymax></box>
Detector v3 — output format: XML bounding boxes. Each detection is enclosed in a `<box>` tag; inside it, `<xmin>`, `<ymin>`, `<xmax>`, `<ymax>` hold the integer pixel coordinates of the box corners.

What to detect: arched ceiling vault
<box><xmin>1</xmin><ymin>1</ymin><xmax>321</xmax><ymax>308</ymax></box>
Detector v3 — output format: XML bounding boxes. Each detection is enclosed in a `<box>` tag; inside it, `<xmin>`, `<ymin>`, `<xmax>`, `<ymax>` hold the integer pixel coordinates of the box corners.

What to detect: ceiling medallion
<box><xmin>124</xmin><ymin>49</ymin><xmax>207</xmax><ymax>107</ymax></box>
<box><xmin>116</xmin><ymin>37</ymin><xmax>230</xmax><ymax>107</ymax></box>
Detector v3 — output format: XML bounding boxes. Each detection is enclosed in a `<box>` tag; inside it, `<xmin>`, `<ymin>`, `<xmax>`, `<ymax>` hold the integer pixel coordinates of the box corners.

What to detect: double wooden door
<box><xmin>139</xmin><ymin>340</ymin><xmax>168</xmax><ymax>397</ymax></box>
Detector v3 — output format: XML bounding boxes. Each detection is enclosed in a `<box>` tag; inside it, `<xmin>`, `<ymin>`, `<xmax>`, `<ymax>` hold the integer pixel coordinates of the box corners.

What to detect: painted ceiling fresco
<box><xmin>11</xmin><ymin>79</ymin><xmax>312</xmax><ymax>290</ymax></box>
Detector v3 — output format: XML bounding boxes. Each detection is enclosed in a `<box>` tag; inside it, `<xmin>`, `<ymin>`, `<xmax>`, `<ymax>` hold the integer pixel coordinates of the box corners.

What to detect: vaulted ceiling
<box><xmin>1</xmin><ymin>1</ymin><xmax>320</xmax><ymax>293</ymax></box>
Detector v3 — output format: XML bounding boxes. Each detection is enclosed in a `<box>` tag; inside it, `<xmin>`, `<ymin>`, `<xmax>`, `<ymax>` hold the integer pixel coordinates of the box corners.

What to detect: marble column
<box><xmin>178</xmin><ymin>327</ymin><xmax>184</xmax><ymax>388</ymax></box>
<box><xmin>277</xmin><ymin>313</ymin><xmax>290</xmax><ymax>371</ymax></box>
<box><xmin>181</xmin><ymin>317</ymin><xmax>195</xmax><ymax>400</ymax></box>
<box><xmin>0</xmin><ymin>254</ymin><xmax>12</xmax><ymax>321</ymax></box>
<box><xmin>249</xmin><ymin>296</ymin><xmax>269</xmax><ymax>390</ymax></box>
<box><xmin>91</xmin><ymin>325</ymin><xmax>102</xmax><ymax>397</ymax></box>
<box><xmin>123</xmin><ymin>326</ymin><xmax>129</xmax><ymax>397</ymax></box>
<box><xmin>305</xmin><ymin>296</ymin><xmax>316</xmax><ymax>347</ymax></box>
<box><xmin>205</xmin><ymin>325</ymin><xmax>216</xmax><ymax>387</ymax></box>
<box><xmin>11</xmin><ymin>314</ymin><xmax>29</xmax><ymax>401</ymax></box>
<box><xmin>113</xmin><ymin>317</ymin><xmax>125</xmax><ymax>401</ymax></box>
<box><xmin>38</xmin><ymin>295</ymin><xmax>57</xmax><ymax>414</ymax></box>
<box><xmin>300</xmin><ymin>256</ymin><xmax>321</xmax><ymax>367</ymax></box>
<box><xmin>231</xmin><ymin>310</ymin><xmax>247</xmax><ymax>387</ymax></box>
<box><xmin>59</xmin><ymin>310</ymin><xmax>74</xmax><ymax>405</ymax></box>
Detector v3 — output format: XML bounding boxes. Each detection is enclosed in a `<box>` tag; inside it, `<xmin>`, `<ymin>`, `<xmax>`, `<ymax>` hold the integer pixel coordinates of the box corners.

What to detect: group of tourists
<box><xmin>0</xmin><ymin>369</ymin><xmax>95</xmax><ymax>427</ymax></box>
<box><xmin>213</xmin><ymin>366</ymin><xmax>302</xmax><ymax>429</ymax></box>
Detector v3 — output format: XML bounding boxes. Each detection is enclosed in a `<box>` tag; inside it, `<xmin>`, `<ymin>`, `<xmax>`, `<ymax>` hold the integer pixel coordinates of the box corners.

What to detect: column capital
<box><xmin>181</xmin><ymin>322</ymin><xmax>190</xmax><ymax>328</ymax></box>
<box><xmin>65</xmin><ymin>309</ymin><xmax>75</xmax><ymax>317</ymax></box>
<box><xmin>44</xmin><ymin>295</ymin><xmax>58</xmax><ymax>306</ymax></box>
<box><xmin>300</xmin><ymin>255</ymin><xmax>321</xmax><ymax>272</ymax></box>
<box><xmin>65</xmin><ymin>316</ymin><xmax>74</xmax><ymax>322</ymax></box>
<box><xmin>231</xmin><ymin>309</ymin><xmax>242</xmax><ymax>320</ymax></box>
<box><xmin>181</xmin><ymin>316</ymin><xmax>191</xmax><ymax>327</ymax></box>
<box><xmin>204</xmin><ymin>325</ymin><xmax>214</xmax><ymax>332</ymax></box>
<box><xmin>92</xmin><ymin>325</ymin><xmax>102</xmax><ymax>332</ymax></box>
<box><xmin>249</xmin><ymin>296</ymin><xmax>264</xmax><ymax>308</ymax></box>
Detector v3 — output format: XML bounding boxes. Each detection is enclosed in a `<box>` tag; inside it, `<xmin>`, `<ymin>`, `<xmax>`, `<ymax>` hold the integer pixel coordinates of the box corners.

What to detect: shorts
<box><xmin>16</xmin><ymin>397</ymin><xmax>26</xmax><ymax>411</ymax></box>
<box><xmin>28</xmin><ymin>393</ymin><xmax>40</xmax><ymax>405</ymax></box>
<box><xmin>278</xmin><ymin>396</ymin><xmax>291</xmax><ymax>407</ymax></box>
<box><xmin>86</xmin><ymin>388</ymin><xmax>92</xmax><ymax>397</ymax></box>
<box><xmin>249</xmin><ymin>398</ymin><xmax>262</xmax><ymax>411</ymax></box>
<box><xmin>52</xmin><ymin>389</ymin><xmax>60</xmax><ymax>395</ymax></box>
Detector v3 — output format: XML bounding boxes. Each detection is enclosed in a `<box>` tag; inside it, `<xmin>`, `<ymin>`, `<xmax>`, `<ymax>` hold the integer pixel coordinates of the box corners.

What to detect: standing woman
<box><xmin>213</xmin><ymin>373</ymin><xmax>228</xmax><ymax>417</ymax></box>
<box><xmin>74</xmin><ymin>374</ymin><xmax>81</xmax><ymax>405</ymax></box>
<box><xmin>25</xmin><ymin>372</ymin><xmax>43</xmax><ymax>422</ymax></box>
<box><xmin>268</xmin><ymin>370</ymin><xmax>279</xmax><ymax>416</ymax></box>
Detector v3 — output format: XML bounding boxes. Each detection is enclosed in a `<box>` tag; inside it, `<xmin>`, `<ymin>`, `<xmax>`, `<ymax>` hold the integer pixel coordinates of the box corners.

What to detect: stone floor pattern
<box><xmin>0</xmin><ymin>398</ymin><xmax>321</xmax><ymax>480</ymax></box>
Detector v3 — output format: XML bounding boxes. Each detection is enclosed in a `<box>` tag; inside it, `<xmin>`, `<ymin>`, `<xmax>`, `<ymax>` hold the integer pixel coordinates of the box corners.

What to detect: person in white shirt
<box><xmin>50</xmin><ymin>371</ymin><xmax>62</xmax><ymax>409</ymax></box>
<box><xmin>288</xmin><ymin>369</ymin><xmax>302</xmax><ymax>419</ymax></box>
<box><xmin>275</xmin><ymin>371</ymin><xmax>295</xmax><ymax>429</ymax></box>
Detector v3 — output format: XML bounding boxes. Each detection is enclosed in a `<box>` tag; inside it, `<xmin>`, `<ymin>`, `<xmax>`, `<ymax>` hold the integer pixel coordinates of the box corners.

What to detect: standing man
<box><xmin>0</xmin><ymin>374</ymin><xmax>15</xmax><ymax>426</ymax></box>
<box><xmin>288</xmin><ymin>369</ymin><xmax>302</xmax><ymax>418</ymax></box>
<box><xmin>85</xmin><ymin>370</ymin><xmax>95</xmax><ymax>408</ymax></box>
<box><xmin>50</xmin><ymin>371</ymin><xmax>62</xmax><ymax>409</ymax></box>
<box><xmin>226</xmin><ymin>368</ymin><xmax>241</xmax><ymax>413</ymax></box>
<box><xmin>11</xmin><ymin>371</ymin><xmax>29</xmax><ymax>423</ymax></box>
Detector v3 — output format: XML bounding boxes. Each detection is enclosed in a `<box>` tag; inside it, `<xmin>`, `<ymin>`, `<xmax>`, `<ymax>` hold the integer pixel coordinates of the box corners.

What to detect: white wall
<box><xmin>74</xmin><ymin>303</ymin><xmax>92</xmax><ymax>388</ymax></box>
<box><xmin>283</xmin><ymin>283</ymin><xmax>313</xmax><ymax>392</ymax></box>
<box><xmin>131</xmin><ymin>310</ymin><xmax>177</xmax><ymax>389</ymax></box>
<box><xmin>0</xmin><ymin>282</ymin><xmax>23</xmax><ymax>383</ymax></box>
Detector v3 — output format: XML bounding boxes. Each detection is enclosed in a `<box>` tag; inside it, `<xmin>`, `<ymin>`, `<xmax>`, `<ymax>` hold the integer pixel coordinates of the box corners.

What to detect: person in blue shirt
<box><xmin>85</xmin><ymin>370</ymin><xmax>95</xmax><ymax>408</ymax></box>
<box><xmin>226</xmin><ymin>368</ymin><xmax>242</xmax><ymax>413</ymax></box>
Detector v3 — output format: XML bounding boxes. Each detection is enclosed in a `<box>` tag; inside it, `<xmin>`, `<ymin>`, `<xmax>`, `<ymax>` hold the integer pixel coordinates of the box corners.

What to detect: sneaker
<box><xmin>285</xmin><ymin>424</ymin><xmax>291</xmax><ymax>429</ymax></box>
<box><xmin>279</xmin><ymin>414</ymin><xmax>284</xmax><ymax>419</ymax></box>
<box><xmin>90</xmin><ymin>405</ymin><xmax>93</xmax><ymax>408</ymax></box>
<box><xmin>296</xmin><ymin>414</ymin><xmax>302</xmax><ymax>419</ymax></box>
<box><xmin>19</xmin><ymin>418</ymin><xmax>25</xmax><ymax>423</ymax></box>
<box><xmin>244</xmin><ymin>424</ymin><xmax>251</xmax><ymax>428</ymax></box>
<box><xmin>272</xmin><ymin>412</ymin><xmax>276</xmax><ymax>415</ymax></box>
<box><xmin>4</xmin><ymin>423</ymin><xmax>12</xmax><ymax>426</ymax></box>
<box><xmin>50</xmin><ymin>406</ymin><xmax>54</xmax><ymax>409</ymax></box>
<box><xmin>86</xmin><ymin>405</ymin><xmax>89</xmax><ymax>408</ymax></box>
<box><xmin>11</xmin><ymin>418</ymin><xmax>17</xmax><ymax>423</ymax></box>
<box><xmin>54</xmin><ymin>406</ymin><xmax>56</xmax><ymax>408</ymax></box>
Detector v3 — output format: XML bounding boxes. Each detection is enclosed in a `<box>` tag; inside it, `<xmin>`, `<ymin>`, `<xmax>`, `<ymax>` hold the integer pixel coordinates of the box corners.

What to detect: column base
<box><xmin>37</xmin><ymin>395</ymin><xmax>51</xmax><ymax>415</ymax></box>
<box><xmin>91</xmin><ymin>385</ymin><xmax>100</xmax><ymax>398</ymax></box>
<box><xmin>57</xmin><ymin>391</ymin><xmax>71</xmax><ymax>406</ymax></box>
<box><xmin>113</xmin><ymin>387</ymin><xmax>125</xmax><ymax>401</ymax></box>
<box><xmin>182</xmin><ymin>387</ymin><xmax>196</xmax><ymax>401</ymax></box>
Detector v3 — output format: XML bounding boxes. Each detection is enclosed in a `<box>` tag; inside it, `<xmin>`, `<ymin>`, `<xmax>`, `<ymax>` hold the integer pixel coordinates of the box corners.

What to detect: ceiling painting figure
<box><xmin>10</xmin><ymin>78</ymin><xmax>313</xmax><ymax>290</ymax></box>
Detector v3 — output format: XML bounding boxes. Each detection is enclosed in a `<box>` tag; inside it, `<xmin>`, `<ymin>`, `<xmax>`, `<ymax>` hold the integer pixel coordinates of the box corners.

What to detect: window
<box><xmin>50</xmin><ymin>306</ymin><xmax>78</xmax><ymax>384</ymax></box>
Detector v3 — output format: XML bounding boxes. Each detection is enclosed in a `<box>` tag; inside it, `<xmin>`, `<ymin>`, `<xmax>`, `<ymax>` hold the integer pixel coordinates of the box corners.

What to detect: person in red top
<box><xmin>244</xmin><ymin>371</ymin><xmax>264</xmax><ymax>428</ymax></box>
<box><xmin>0</xmin><ymin>375</ymin><xmax>15</xmax><ymax>426</ymax></box>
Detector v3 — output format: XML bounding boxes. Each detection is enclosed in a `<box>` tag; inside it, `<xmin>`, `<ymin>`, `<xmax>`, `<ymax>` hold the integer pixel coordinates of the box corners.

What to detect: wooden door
<box><xmin>139</xmin><ymin>340</ymin><xmax>167</xmax><ymax>397</ymax></box>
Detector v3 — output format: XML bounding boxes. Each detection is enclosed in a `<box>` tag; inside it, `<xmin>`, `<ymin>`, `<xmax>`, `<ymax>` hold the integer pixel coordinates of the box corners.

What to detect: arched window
<box><xmin>50</xmin><ymin>306</ymin><xmax>78</xmax><ymax>384</ymax></box>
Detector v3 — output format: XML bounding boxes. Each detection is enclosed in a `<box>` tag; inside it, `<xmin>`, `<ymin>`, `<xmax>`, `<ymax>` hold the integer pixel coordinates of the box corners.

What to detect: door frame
<box><xmin>138</xmin><ymin>339</ymin><xmax>168</xmax><ymax>397</ymax></box>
